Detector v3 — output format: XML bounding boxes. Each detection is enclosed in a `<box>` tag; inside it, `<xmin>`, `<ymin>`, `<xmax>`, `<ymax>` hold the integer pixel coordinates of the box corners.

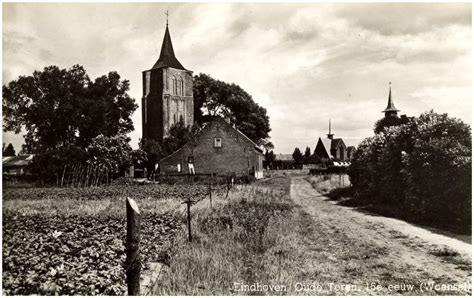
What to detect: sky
<box><xmin>2</xmin><ymin>2</ymin><xmax>472</xmax><ymax>154</ymax></box>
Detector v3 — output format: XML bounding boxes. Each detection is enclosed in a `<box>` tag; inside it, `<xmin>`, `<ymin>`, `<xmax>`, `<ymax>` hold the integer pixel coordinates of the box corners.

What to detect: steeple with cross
<box><xmin>382</xmin><ymin>82</ymin><xmax>400</xmax><ymax>118</ymax></box>
<box><xmin>141</xmin><ymin>13</ymin><xmax>194</xmax><ymax>144</ymax></box>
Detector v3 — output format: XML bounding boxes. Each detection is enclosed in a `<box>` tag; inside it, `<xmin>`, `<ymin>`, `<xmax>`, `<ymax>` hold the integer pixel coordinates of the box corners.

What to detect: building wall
<box><xmin>142</xmin><ymin>67</ymin><xmax>194</xmax><ymax>143</ymax></box>
<box><xmin>160</xmin><ymin>118</ymin><xmax>263</xmax><ymax>177</ymax></box>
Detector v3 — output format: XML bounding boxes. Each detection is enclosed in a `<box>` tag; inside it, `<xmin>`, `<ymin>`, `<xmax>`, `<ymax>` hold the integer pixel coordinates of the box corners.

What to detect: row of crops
<box><xmin>2</xmin><ymin>183</ymin><xmax>221</xmax><ymax>295</ymax></box>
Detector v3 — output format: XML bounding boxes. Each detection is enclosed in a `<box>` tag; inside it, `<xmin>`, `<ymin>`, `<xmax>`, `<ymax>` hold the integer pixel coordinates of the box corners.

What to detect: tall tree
<box><xmin>264</xmin><ymin>150</ymin><xmax>275</xmax><ymax>169</ymax></box>
<box><xmin>292</xmin><ymin>147</ymin><xmax>303</xmax><ymax>165</ymax></box>
<box><xmin>3</xmin><ymin>143</ymin><xmax>16</xmax><ymax>156</ymax></box>
<box><xmin>303</xmin><ymin>146</ymin><xmax>311</xmax><ymax>164</ymax></box>
<box><xmin>3</xmin><ymin>65</ymin><xmax>137</xmax><ymax>182</ymax></box>
<box><xmin>193</xmin><ymin>73</ymin><xmax>272</xmax><ymax>149</ymax></box>
<box><xmin>3</xmin><ymin>65</ymin><xmax>137</xmax><ymax>153</ymax></box>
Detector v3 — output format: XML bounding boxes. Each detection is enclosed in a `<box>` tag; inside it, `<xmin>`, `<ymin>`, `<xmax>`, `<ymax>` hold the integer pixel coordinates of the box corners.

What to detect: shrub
<box><xmin>348</xmin><ymin>111</ymin><xmax>471</xmax><ymax>228</ymax></box>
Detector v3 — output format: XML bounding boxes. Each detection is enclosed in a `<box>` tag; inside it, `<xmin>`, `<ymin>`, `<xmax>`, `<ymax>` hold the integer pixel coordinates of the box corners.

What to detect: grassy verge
<box><xmin>155</xmin><ymin>176</ymin><xmax>471</xmax><ymax>295</ymax></box>
<box><xmin>155</xmin><ymin>178</ymin><xmax>301</xmax><ymax>295</ymax></box>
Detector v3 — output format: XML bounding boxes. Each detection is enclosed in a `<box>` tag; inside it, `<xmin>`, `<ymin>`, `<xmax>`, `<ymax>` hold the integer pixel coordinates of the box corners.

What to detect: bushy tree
<box><xmin>264</xmin><ymin>150</ymin><xmax>275</xmax><ymax>169</ymax></box>
<box><xmin>86</xmin><ymin>134</ymin><xmax>132</xmax><ymax>174</ymax></box>
<box><xmin>162</xmin><ymin>119</ymin><xmax>196</xmax><ymax>157</ymax></box>
<box><xmin>193</xmin><ymin>73</ymin><xmax>272</xmax><ymax>149</ymax></box>
<box><xmin>2</xmin><ymin>65</ymin><xmax>137</xmax><ymax>182</ymax></box>
<box><xmin>303</xmin><ymin>146</ymin><xmax>311</xmax><ymax>164</ymax></box>
<box><xmin>292</xmin><ymin>147</ymin><xmax>303</xmax><ymax>166</ymax></box>
<box><xmin>349</xmin><ymin>111</ymin><xmax>471</xmax><ymax>228</ymax></box>
<box><xmin>374</xmin><ymin>115</ymin><xmax>410</xmax><ymax>134</ymax></box>
<box><xmin>3</xmin><ymin>143</ymin><xmax>16</xmax><ymax>156</ymax></box>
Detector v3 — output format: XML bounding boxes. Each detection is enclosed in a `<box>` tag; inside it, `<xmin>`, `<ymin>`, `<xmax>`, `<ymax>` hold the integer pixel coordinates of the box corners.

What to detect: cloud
<box><xmin>2</xmin><ymin>3</ymin><xmax>471</xmax><ymax>154</ymax></box>
<box><xmin>337</xmin><ymin>3</ymin><xmax>471</xmax><ymax>36</ymax></box>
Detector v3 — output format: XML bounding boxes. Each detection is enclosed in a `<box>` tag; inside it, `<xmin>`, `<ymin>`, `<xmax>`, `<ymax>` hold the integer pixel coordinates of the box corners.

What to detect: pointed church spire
<box><xmin>327</xmin><ymin>119</ymin><xmax>334</xmax><ymax>140</ymax></box>
<box><xmin>382</xmin><ymin>82</ymin><xmax>400</xmax><ymax>117</ymax></box>
<box><xmin>152</xmin><ymin>15</ymin><xmax>186</xmax><ymax>70</ymax></box>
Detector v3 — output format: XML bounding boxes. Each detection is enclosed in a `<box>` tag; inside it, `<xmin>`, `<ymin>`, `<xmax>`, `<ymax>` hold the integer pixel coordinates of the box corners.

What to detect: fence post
<box><xmin>182</xmin><ymin>200</ymin><xmax>193</xmax><ymax>242</ymax></box>
<box><xmin>125</xmin><ymin>197</ymin><xmax>141</xmax><ymax>295</ymax></box>
<box><xmin>60</xmin><ymin>165</ymin><xmax>67</xmax><ymax>188</ymax></box>
<box><xmin>209</xmin><ymin>180</ymin><xmax>213</xmax><ymax>209</ymax></box>
<box><xmin>226</xmin><ymin>177</ymin><xmax>230</xmax><ymax>198</ymax></box>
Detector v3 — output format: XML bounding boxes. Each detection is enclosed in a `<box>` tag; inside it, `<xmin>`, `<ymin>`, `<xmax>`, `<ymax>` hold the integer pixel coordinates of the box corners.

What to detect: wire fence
<box><xmin>125</xmin><ymin>174</ymin><xmax>243</xmax><ymax>295</ymax></box>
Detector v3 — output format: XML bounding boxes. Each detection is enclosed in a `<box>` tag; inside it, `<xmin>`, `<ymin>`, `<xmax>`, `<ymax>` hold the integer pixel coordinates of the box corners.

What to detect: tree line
<box><xmin>3</xmin><ymin>65</ymin><xmax>272</xmax><ymax>184</ymax></box>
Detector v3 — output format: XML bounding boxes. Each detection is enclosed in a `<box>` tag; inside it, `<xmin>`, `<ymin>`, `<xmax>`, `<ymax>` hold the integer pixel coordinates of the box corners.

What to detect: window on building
<box><xmin>172</xmin><ymin>76</ymin><xmax>177</xmax><ymax>95</ymax></box>
<box><xmin>214</xmin><ymin>137</ymin><xmax>222</xmax><ymax>148</ymax></box>
<box><xmin>179</xmin><ymin>77</ymin><xmax>184</xmax><ymax>95</ymax></box>
<box><xmin>173</xmin><ymin>114</ymin><xmax>177</xmax><ymax>124</ymax></box>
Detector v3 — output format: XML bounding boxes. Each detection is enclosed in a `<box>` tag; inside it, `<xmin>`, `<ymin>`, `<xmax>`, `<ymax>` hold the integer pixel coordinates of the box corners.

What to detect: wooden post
<box><xmin>60</xmin><ymin>165</ymin><xmax>67</xmax><ymax>188</ymax></box>
<box><xmin>209</xmin><ymin>180</ymin><xmax>212</xmax><ymax>208</ymax></box>
<box><xmin>125</xmin><ymin>197</ymin><xmax>141</xmax><ymax>295</ymax></box>
<box><xmin>182</xmin><ymin>200</ymin><xmax>192</xmax><ymax>242</ymax></box>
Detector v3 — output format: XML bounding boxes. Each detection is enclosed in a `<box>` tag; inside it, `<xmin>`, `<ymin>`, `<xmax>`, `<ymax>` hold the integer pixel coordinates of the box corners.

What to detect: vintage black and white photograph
<box><xmin>2</xmin><ymin>1</ymin><xmax>472</xmax><ymax>296</ymax></box>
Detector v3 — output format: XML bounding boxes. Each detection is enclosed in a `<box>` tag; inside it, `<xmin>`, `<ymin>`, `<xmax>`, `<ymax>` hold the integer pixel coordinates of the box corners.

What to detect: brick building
<box><xmin>160</xmin><ymin>117</ymin><xmax>264</xmax><ymax>178</ymax></box>
<box><xmin>142</xmin><ymin>22</ymin><xmax>194</xmax><ymax>144</ymax></box>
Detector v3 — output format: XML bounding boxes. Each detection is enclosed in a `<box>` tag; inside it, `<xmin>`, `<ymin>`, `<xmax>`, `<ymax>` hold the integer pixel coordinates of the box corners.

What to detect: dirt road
<box><xmin>290</xmin><ymin>176</ymin><xmax>471</xmax><ymax>295</ymax></box>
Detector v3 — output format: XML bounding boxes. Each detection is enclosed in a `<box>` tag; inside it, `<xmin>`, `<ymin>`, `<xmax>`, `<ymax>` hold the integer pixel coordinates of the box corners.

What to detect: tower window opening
<box><xmin>179</xmin><ymin>77</ymin><xmax>184</xmax><ymax>96</ymax></box>
<box><xmin>144</xmin><ymin>98</ymin><xmax>147</xmax><ymax>124</ymax></box>
<box><xmin>172</xmin><ymin>76</ymin><xmax>177</xmax><ymax>95</ymax></box>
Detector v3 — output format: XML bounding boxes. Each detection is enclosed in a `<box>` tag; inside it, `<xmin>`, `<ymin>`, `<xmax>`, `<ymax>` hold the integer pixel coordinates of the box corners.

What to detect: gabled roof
<box><xmin>152</xmin><ymin>25</ymin><xmax>186</xmax><ymax>70</ymax></box>
<box><xmin>382</xmin><ymin>85</ymin><xmax>400</xmax><ymax>113</ymax></box>
<box><xmin>318</xmin><ymin>137</ymin><xmax>333</xmax><ymax>158</ymax></box>
<box><xmin>2</xmin><ymin>155</ymin><xmax>34</xmax><ymax>168</ymax></box>
<box><xmin>331</xmin><ymin>138</ymin><xmax>346</xmax><ymax>150</ymax></box>
<box><xmin>160</xmin><ymin>117</ymin><xmax>263</xmax><ymax>162</ymax></box>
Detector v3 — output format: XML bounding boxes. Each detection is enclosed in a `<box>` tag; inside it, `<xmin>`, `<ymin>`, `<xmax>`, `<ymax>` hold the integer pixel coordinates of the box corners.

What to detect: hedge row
<box><xmin>348</xmin><ymin>111</ymin><xmax>471</xmax><ymax>228</ymax></box>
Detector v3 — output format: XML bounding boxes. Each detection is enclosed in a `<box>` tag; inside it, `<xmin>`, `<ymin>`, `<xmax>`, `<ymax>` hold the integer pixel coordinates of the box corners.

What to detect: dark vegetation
<box><xmin>2</xmin><ymin>211</ymin><xmax>180</xmax><ymax>295</ymax></box>
<box><xmin>3</xmin><ymin>143</ymin><xmax>16</xmax><ymax>156</ymax></box>
<box><xmin>1</xmin><ymin>182</ymin><xmax>220</xmax><ymax>295</ymax></box>
<box><xmin>193</xmin><ymin>73</ymin><xmax>272</xmax><ymax>149</ymax></box>
<box><xmin>2</xmin><ymin>65</ymin><xmax>138</xmax><ymax>184</ymax></box>
<box><xmin>348</xmin><ymin>111</ymin><xmax>471</xmax><ymax>233</ymax></box>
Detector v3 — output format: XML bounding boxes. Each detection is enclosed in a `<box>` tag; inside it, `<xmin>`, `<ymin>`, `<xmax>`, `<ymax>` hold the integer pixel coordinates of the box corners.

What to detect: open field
<box><xmin>2</xmin><ymin>182</ymin><xmax>221</xmax><ymax>295</ymax></box>
<box><xmin>2</xmin><ymin>175</ymin><xmax>471</xmax><ymax>295</ymax></box>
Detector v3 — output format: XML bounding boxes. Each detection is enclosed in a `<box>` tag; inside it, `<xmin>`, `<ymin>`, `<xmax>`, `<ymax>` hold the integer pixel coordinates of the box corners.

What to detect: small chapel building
<box><xmin>313</xmin><ymin>120</ymin><xmax>352</xmax><ymax>167</ymax></box>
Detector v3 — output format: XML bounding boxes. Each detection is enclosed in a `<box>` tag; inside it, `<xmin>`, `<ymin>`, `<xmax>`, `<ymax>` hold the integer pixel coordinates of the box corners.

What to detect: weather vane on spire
<box><xmin>165</xmin><ymin>9</ymin><xmax>169</xmax><ymax>26</ymax></box>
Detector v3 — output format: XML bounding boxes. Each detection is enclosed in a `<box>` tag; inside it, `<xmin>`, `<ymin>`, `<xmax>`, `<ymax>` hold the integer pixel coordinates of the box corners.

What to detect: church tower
<box><xmin>382</xmin><ymin>82</ymin><xmax>400</xmax><ymax>118</ymax></box>
<box><xmin>142</xmin><ymin>21</ymin><xmax>194</xmax><ymax>144</ymax></box>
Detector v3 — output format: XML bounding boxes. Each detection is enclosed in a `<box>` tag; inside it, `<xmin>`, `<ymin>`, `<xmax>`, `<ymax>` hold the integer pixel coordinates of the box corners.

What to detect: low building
<box><xmin>2</xmin><ymin>154</ymin><xmax>34</xmax><ymax>175</ymax></box>
<box><xmin>160</xmin><ymin>117</ymin><xmax>264</xmax><ymax>179</ymax></box>
<box><xmin>273</xmin><ymin>154</ymin><xmax>294</xmax><ymax>169</ymax></box>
